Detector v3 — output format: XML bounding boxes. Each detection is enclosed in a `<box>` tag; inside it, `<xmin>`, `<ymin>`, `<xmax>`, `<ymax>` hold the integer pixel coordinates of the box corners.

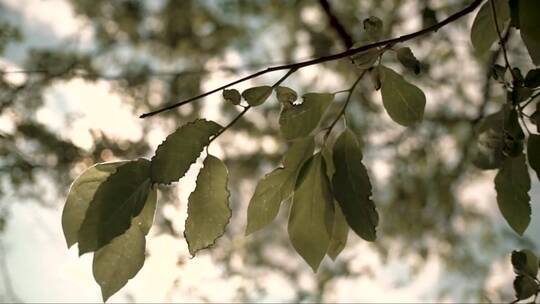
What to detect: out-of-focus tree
<box><xmin>1</xmin><ymin>0</ymin><xmax>539</xmax><ymax>302</ymax></box>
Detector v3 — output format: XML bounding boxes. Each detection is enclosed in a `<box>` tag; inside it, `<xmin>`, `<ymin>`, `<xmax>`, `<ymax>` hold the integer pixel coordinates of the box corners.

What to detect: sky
<box><xmin>0</xmin><ymin>0</ymin><xmax>538</xmax><ymax>302</ymax></box>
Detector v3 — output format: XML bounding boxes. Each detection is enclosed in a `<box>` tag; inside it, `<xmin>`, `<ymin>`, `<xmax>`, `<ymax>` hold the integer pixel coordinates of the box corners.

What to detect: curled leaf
<box><xmin>363</xmin><ymin>16</ymin><xmax>383</xmax><ymax>41</ymax></box>
<box><xmin>223</xmin><ymin>89</ymin><xmax>241</xmax><ymax>105</ymax></box>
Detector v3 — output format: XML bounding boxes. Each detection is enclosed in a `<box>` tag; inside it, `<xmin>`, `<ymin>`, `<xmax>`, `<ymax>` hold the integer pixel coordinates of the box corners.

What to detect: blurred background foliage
<box><xmin>0</xmin><ymin>0</ymin><xmax>537</xmax><ymax>302</ymax></box>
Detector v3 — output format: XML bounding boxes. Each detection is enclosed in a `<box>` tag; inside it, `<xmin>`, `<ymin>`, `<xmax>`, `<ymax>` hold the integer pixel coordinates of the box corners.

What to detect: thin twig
<box><xmin>272</xmin><ymin>68</ymin><xmax>298</xmax><ymax>88</ymax></box>
<box><xmin>208</xmin><ymin>106</ymin><xmax>251</xmax><ymax>146</ymax></box>
<box><xmin>489</xmin><ymin>0</ymin><xmax>517</xmax><ymax>81</ymax></box>
<box><xmin>140</xmin><ymin>0</ymin><xmax>482</xmax><ymax>118</ymax></box>
<box><xmin>208</xmin><ymin>68</ymin><xmax>298</xmax><ymax>146</ymax></box>
<box><xmin>520</xmin><ymin>91</ymin><xmax>540</xmax><ymax>111</ymax></box>
<box><xmin>324</xmin><ymin>70</ymin><xmax>366</xmax><ymax>141</ymax></box>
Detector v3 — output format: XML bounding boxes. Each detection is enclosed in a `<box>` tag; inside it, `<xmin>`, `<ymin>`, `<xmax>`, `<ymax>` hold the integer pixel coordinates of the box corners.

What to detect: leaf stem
<box><xmin>488</xmin><ymin>0</ymin><xmax>517</xmax><ymax>81</ymax></box>
<box><xmin>520</xmin><ymin>91</ymin><xmax>540</xmax><ymax>111</ymax></box>
<box><xmin>140</xmin><ymin>0</ymin><xmax>482</xmax><ymax>118</ymax></box>
<box><xmin>208</xmin><ymin>106</ymin><xmax>251</xmax><ymax>146</ymax></box>
<box><xmin>208</xmin><ymin>68</ymin><xmax>297</xmax><ymax>146</ymax></box>
<box><xmin>323</xmin><ymin>70</ymin><xmax>366</xmax><ymax>141</ymax></box>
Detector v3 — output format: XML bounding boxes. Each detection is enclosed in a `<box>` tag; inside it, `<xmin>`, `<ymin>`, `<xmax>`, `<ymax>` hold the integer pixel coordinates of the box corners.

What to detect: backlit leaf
<box><xmin>519</xmin><ymin>0</ymin><xmax>540</xmax><ymax>65</ymax></box>
<box><xmin>151</xmin><ymin>119</ymin><xmax>222</xmax><ymax>184</ymax></box>
<box><xmin>527</xmin><ymin>134</ymin><xmax>540</xmax><ymax>181</ymax></box>
<box><xmin>470</xmin><ymin>0</ymin><xmax>510</xmax><ymax>55</ymax></box>
<box><xmin>514</xmin><ymin>275</ymin><xmax>539</xmax><ymax>300</ymax></box>
<box><xmin>509</xmin><ymin>0</ymin><xmax>520</xmax><ymax>29</ymax></box>
<box><xmin>242</xmin><ymin>86</ymin><xmax>273</xmax><ymax>106</ymax></box>
<box><xmin>332</xmin><ymin>129</ymin><xmax>378</xmax><ymax>241</ymax></box>
<box><xmin>185</xmin><ymin>155</ymin><xmax>231</xmax><ymax>256</ymax></box>
<box><xmin>245</xmin><ymin>137</ymin><xmax>314</xmax><ymax>235</ymax></box>
<box><xmin>512</xmin><ymin>249</ymin><xmax>538</xmax><ymax>277</ymax></box>
<box><xmin>327</xmin><ymin>203</ymin><xmax>349</xmax><ymax>261</ymax></box>
<box><xmin>223</xmin><ymin>89</ymin><xmax>241</xmax><ymax>105</ymax></box>
<box><xmin>495</xmin><ymin>154</ymin><xmax>531</xmax><ymax>235</ymax></box>
<box><xmin>380</xmin><ymin>66</ymin><xmax>426</xmax><ymax>127</ymax></box>
<box><xmin>92</xmin><ymin>186</ymin><xmax>157</xmax><ymax>301</ymax></box>
<box><xmin>396</xmin><ymin>47</ymin><xmax>420</xmax><ymax>74</ymax></box>
<box><xmin>93</xmin><ymin>223</ymin><xmax>145</xmax><ymax>302</ymax></box>
<box><xmin>363</xmin><ymin>16</ymin><xmax>383</xmax><ymax>41</ymax></box>
<box><xmin>351</xmin><ymin>47</ymin><xmax>380</xmax><ymax>70</ymax></box>
<box><xmin>525</xmin><ymin>69</ymin><xmax>540</xmax><ymax>88</ymax></box>
<box><xmin>78</xmin><ymin>159</ymin><xmax>153</xmax><ymax>254</ymax></box>
<box><xmin>62</xmin><ymin>161</ymin><xmax>127</xmax><ymax>248</ymax></box>
<box><xmin>288</xmin><ymin>153</ymin><xmax>334</xmax><ymax>272</ymax></box>
<box><xmin>276</xmin><ymin>86</ymin><xmax>298</xmax><ymax>105</ymax></box>
<box><xmin>279</xmin><ymin>92</ymin><xmax>334</xmax><ymax>140</ymax></box>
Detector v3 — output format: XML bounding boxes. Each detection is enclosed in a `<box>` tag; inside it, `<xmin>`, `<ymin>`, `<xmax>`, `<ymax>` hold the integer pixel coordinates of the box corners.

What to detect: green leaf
<box><xmin>525</xmin><ymin>69</ymin><xmax>540</xmax><ymax>88</ymax></box>
<box><xmin>527</xmin><ymin>134</ymin><xmax>540</xmax><ymax>181</ymax></box>
<box><xmin>223</xmin><ymin>89</ymin><xmax>241</xmax><ymax>105</ymax></box>
<box><xmin>350</xmin><ymin>47</ymin><xmax>380</xmax><ymax>70</ymax></box>
<box><xmin>532</xmin><ymin>111</ymin><xmax>540</xmax><ymax>133</ymax></box>
<box><xmin>288</xmin><ymin>153</ymin><xmax>334</xmax><ymax>272</ymax></box>
<box><xmin>502</xmin><ymin>108</ymin><xmax>525</xmax><ymax>157</ymax></box>
<box><xmin>93</xmin><ymin>223</ymin><xmax>145</xmax><ymax>302</ymax></box>
<box><xmin>245</xmin><ymin>137</ymin><xmax>314</xmax><ymax>235</ymax></box>
<box><xmin>422</xmin><ymin>6</ymin><xmax>438</xmax><ymax>28</ymax></box>
<box><xmin>332</xmin><ymin>129</ymin><xmax>378</xmax><ymax>241</ymax></box>
<box><xmin>327</xmin><ymin>203</ymin><xmax>349</xmax><ymax>261</ymax></box>
<box><xmin>78</xmin><ymin>159</ymin><xmax>153</xmax><ymax>255</ymax></box>
<box><xmin>509</xmin><ymin>0</ymin><xmax>520</xmax><ymax>29</ymax></box>
<box><xmin>396</xmin><ymin>47</ymin><xmax>420</xmax><ymax>74</ymax></box>
<box><xmin>512</xmin><ymin>250</ymin><xmax>539</xmax><ymax>277</ymax></box>
<box><xmin>184</xmin><ymin>155</ymin><xmax>231</xmax><ymax>256</ymax></box>
<box><xmin>276</xmin><ymin>86</ymin><xmax>298</xmax><ymax>105</ymax></box>
<box><xmin>363</xmin><ymin>16</ymin><xmax>383</xmax><ymax>41</ymax></box>
<box><xmin>321</xmin><ymin>146</ymin><xmax>348</xmax><ymax>261</ymax></box>
<box><xmin>470</xmin><ymin>0</ymin><xmax>510</xmax><ymax>55</ymax></box>
<box><xmin>514</xmin><ymin>275</ymin><xmax>539</xmax><ymax>300</ymax></box>
<box><xmin>519</xmin><ymin>0</ymin><xmax>540</xmax><ymax>65</ymax></box>
<box><xmin>504</xmin><ymin>108</ymin><xmax>525</xmax><ymax>141</ymax></box>
<box><xmin>379</xmin><ymin>66</ymin><xmax>426</xmax><ymax>127</ymax></box>
<box><xmin>242</xmin><ymin>86</ymin><xmax>273</xmax><ymax>106</ymax></box>
<box><xmin>133</xmin><ymin>187</ymin><xmax>158</xmax><ymax>235</ymax></box>
<box><xmin>279</xmin><ymin>92</ymin><xmax>334</xmax><ymax>140</ymax></box>
<box><xmin>62</xmin><ymin>161</ymin><xmax>127</xmax><ymax>248</ymax></box>
<box><xmin>472</xmin><ymin>110</ymin><xmax>506</xmax><ymax>169</ymax></box>
<box><xmin>495</xmin><ymin>154</ymin><xmax>531</xmax><ymax>235</ymax></box>
<box><xmin>151</xmin><ymin>119</ymin><xmax>222</xmax><ymax>184</ymax></box>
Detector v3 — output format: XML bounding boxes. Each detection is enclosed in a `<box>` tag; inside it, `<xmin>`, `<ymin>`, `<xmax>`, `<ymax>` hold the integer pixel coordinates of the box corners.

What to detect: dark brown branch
<box><xmin>140</xmin><ymin>0</ymin><xmax>483</xmax><ymax>118</ymax></box>
<box><xmin>318</xmin><ymin>0</ymin><xmax>354</xmax><ymax>48</ymax></box>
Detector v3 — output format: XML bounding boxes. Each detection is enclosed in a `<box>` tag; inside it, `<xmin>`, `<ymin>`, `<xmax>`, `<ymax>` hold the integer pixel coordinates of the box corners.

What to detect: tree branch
<box><xmin>318</xmin><ymin>0</ymin><xmax>354</xmax><ymax>48</ymax></box>
<box><xmin>324</xmin><ymin>70</ymin><xmax>367</xmax><ymax>141</ymax></box>
<box><xmin>140</xmin><ymin>0</ymin><xmax>483</xmax><ymax>118</ymax></box>
<box><xmin>208</xmin><ymin>68</ymin><xmax>297</xmax><ymax>146</ymax></box>
<box><xmin>489</xmin><ymin>0</ymin><xmax>517</xmax><ymax>81</ymax></box>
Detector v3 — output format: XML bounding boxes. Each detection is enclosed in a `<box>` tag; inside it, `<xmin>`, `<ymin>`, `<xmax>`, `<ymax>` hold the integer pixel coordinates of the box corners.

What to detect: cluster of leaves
<box><xmin>469</xmin><ymin>0</ymin><xmax>540</xmax><ymax>237</ymax></box>
<box><xmin>511</xmin><ymin>250</ymin><xmax>540</xmax><ymax>301</ymax></box>
<box><xmin>62</xmin><ymin>14</ymin><xmax>432</xmax><ymax>301</ymax></box>
<box><xmin>60</xmin><ymin>0</ymin><xmax>540</xmax><ymax>301</ymax></box>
